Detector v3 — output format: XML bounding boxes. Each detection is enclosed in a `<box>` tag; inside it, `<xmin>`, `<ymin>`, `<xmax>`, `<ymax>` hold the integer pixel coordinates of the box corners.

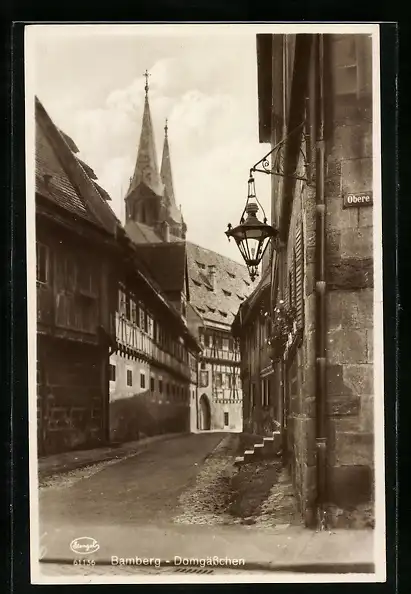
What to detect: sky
<box><xmin>30</xmin><ymin>25</ymin><xmax>272</xmax><ymax>262</ymax></box>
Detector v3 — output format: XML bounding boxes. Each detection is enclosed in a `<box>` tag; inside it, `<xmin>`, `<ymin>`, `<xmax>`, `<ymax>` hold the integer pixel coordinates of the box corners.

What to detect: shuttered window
<box><xmin>295</xmin><ymin>222</ymin><xmax>304</xmax><ymax>329</ymax></box>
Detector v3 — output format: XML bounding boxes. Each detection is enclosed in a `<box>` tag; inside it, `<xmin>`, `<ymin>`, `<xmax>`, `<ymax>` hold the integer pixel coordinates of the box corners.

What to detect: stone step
<box><xmin>234</xmin><ymin>431</ymin><xmax>283</xmax><ymax>468</ymax></box>
<box><xmin>253</xmin><ymin>442</ymin><xmax>265</xmax><ymax>458</ymax></box>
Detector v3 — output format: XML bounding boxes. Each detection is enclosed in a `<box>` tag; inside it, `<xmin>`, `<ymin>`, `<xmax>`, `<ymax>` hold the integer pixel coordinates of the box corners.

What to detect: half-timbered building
<box><xmin>35</xmin><ymin>97</ymin><xmax>120</xmax><ymax>456</ymax></box>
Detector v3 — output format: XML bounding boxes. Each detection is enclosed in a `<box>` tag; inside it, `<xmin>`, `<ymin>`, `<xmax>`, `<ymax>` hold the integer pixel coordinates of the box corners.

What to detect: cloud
<box><xmin>37</xmin><ymin>40</ymin><xmax>270</xmax><ymax>261</ymax></box>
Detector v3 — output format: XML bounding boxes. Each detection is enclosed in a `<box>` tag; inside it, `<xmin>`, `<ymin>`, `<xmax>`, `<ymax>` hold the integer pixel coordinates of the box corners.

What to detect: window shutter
<box><xmin>295</xmin><ymin>222</ymin><xmax>304</xmax><ymax>329</ymax></box>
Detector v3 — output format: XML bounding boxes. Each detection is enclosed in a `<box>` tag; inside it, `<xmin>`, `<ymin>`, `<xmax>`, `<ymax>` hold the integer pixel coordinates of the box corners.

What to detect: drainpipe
<box><xmin>314</xmin><ymin>33</ymin><xmax>327</xmax><ymax>529</ymax></box>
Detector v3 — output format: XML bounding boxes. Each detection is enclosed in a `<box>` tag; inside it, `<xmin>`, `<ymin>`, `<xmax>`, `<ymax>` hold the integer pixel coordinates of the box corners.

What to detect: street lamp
<box><xmin>225</xmin><ymin>174</ymin><xmax>278</xmax><ymax>281</ymax></box>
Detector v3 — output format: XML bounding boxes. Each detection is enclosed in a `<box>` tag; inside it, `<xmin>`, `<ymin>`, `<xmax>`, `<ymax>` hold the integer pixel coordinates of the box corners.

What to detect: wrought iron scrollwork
<box><xmin>250</xmin><ymin>122</ymin><xmax>310</xmax><ymax>182</ymax></box>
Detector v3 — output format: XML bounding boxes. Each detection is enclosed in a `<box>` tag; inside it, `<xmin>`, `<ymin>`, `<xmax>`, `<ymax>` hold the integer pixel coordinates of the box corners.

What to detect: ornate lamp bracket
<box><xmin>250</xmin><ymin>121</ymin><xmax>310</xmax><ymax>183</ymax></box>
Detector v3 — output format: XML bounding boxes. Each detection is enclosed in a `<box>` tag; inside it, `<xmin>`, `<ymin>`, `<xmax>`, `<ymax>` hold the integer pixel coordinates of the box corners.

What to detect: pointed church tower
<box><xmin>125</xmin><ymin>70</ymin><xmax>164</xmax><ymax>224</ymax></box>
<box><xmin>160</xmin><ymin>119</ymin><xmax>176</xmax><ymax>208</ymax></box>
<box><xmin>160</xmin><ymin>120</ymin><xmax>186</xmax><ymax>239</ymax></box>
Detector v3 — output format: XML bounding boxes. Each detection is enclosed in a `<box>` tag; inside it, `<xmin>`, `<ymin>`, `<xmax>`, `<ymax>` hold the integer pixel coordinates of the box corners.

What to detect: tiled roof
<box><xmin>36</xmin><ymin>119</ymin><xmax>97</xmax><ymax>224</ymax></box>
<box><xmin>58</xmin><ymin>129</ymin><xmax>79</xmax><ymax>153</ymax></box>
<box><xmin>134</xmin><ymin>242</ymin><xmax>186</xmax><ymax>294</ymax></box>
<box><xmin>232</xmin><ymin>265</ymin><xmax>271</xmax><ymax>333</ymax></box>
<box><xmin>36</xmin><ymin>97</ymin><xmax>119</xmax><ymax>233</ymax></box>
<box><xmin>123</xmin><ymin>221</ymin><xmax>257</xmax><ymax>329</ymax></box>
<box><xmin>186</xmin><ymin>243</ymin><xmax>256</xmax><ymax>328</ymax></box>
<box><xmin>125</xmin><ymin>220</ymin><xmax>164</xmax><ymax>244</ymax></box>
<box><xmin>92</xmin><ymin>181</ymin><xmax>112</xmax><ymax>202</ymax></box>
<box><xmin>77</xmin><ymin>158</ymin><xmax>97</xmax><ymax>180</ymax></box>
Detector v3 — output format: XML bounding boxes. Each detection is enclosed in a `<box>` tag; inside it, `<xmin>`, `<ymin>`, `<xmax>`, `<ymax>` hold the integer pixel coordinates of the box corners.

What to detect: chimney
<box><xmin>208</xmin><ymin>264</ymin><xmax>216</xmax><ymax>290</ymax></box>
<box><xmin>161</xmin><ymin>220</ymin><xmax>170</xmax><ymax>242</ymax></box>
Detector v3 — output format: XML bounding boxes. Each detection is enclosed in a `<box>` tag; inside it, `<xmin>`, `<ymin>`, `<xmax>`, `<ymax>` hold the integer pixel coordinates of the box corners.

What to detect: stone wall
<box><xmin>323</xmin><ymin>76</ymin><xmax>374</xmax><ymax>519</ymax></box>
<box><xmin>284</xmin><ymin>34</ymin><xmax>374</xmax><ymax>525</ymax></box>
<box><xmin>37</xmin><ymin>335</ymin><xmax>107</xmax><ymax>456</ymax></box>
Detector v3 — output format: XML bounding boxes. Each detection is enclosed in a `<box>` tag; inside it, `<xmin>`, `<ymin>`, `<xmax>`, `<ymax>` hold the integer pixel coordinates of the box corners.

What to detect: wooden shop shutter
<box><xmin>295</xmin><ymin>222</ymin><xmax>304</xmax><ymax>329</ymax></box>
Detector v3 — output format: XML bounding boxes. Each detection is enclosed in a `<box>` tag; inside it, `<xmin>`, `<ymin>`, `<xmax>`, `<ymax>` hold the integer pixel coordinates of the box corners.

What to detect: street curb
<box><xmin>38</xmin><ymin>432</ymin><xmax>191</xmax><ymax>480</ymax></box>
<box><xmin>39</xmin><ymin>558</ymin><xmax>375</xmax><ymax>574</ymax></box>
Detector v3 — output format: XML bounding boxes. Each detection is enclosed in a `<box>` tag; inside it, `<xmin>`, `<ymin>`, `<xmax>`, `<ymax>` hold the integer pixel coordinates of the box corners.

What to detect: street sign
<box><xmin>343</xmin><ymin>192</ymin><xmax>373</xmax><ymax>209</ymax></box>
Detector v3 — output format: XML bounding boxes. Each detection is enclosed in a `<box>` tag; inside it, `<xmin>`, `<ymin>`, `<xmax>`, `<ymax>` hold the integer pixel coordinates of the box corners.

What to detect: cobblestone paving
<box><xmin>254</xmin><ymin>467</ymin><xmax>301</xmax><ymax>528</ymax></box>
<box><xmin>39</xmin><ymin>457</ymin><xmax>135</xmax><ymax>491</ymax></box>
<box><xmin>174</xmin><ymin>435</ymin><xmax>240</xmax><ymax>526</ymax></box>
<box><xmin>174</xmin><ymin>435</ymin><xmax>301</xmax><ymax>529</ymax></box>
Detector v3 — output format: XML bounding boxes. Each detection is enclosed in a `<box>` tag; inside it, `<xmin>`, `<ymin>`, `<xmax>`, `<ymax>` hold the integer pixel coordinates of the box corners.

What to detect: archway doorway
<box><xmin>199</xmin><ymin>394</ymin><xmax>211</xmax><ymax>431</ymax></box>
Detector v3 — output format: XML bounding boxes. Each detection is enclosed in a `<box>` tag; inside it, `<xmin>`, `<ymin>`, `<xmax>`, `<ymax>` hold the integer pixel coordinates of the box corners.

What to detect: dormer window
<box><xmin>222</xmin><ymin>289</ymin><xmax>232</xmax><ymax>297</ymax></box>
<box><xmin>192</xmin><ymin>279</ymin><xmax>202</xmax><ymax>287</ymax></box>
<box><xmin>237</xmin><ymin>294</ymin><xmax>244</xmax><ymax>301</ymax></box>
<box><xmin>218</xmin><ymin>310</ymin><xmax>228</xmax><ymax>318</ymax></box>
<box><xmin>207</xmin><ymin>306</ymin><xmax>216</xmax><ymax>313</ymax></box>
<box><xmin>227</xmin><ymin>271</ymin><xmax>236</xmax><ymax>279</ymax></box>
<box><xmin>196</xmin><ymin>261</ymin><xmax>206</xmax><ymax>270</ymax></box>
<box><xmin>197</xmin><ymin>306</ymin><xmax>206</xmax><ymax>313</ymax></box>
<box><xmin>244</xmin><ymin>279</ymin><xmax>250</xmax><ymax>287</ymax></box>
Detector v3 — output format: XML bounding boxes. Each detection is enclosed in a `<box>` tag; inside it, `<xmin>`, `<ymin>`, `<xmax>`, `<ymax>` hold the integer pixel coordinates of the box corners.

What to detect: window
<box><xmin>200</xmin><ymin>362</ymin><xmax>206</xmax><ymax>370</ymax></box>
<box><xmin>150</xmin><ymin>376</ymin><xmax>155</xmax><ymax>392</ymax></box>
<box><xmin>147</xmin><ymin>313</ymin><xmax>154</xmax><ymax>338</ymax></box>
<box><xmin>131</xmin><ymin>298</ymin><xmax>137</xmax><ymax>324</ymax></box>
<box><xmin>215</xmin><ymin>372</ymin><xmax>222</xmax><ymax>388</ymax></box>
<box><xmin>127</xmin><ymin>369</ymin><xmax>133</xmax><ymax>387</ymax></box>
<box><xmin>228</xmin><ymin>338</ymin><xmax>234</xmax><ymax>351</ymax></box>
<box><xmin>200</xmin><ymin>371</ymin><xmax>209</xmax><ymax>388</ymax></box>
<box><xmin>140</xmin><ymin>372</ymin><xmax>146</xmax><ymax>389</ymax></box>
<box><xmin>125</xmin><ymin>294</ymin><xmax>131</xmax><ymax>320</ymax></box>
<box><xmin>226</xmin><ymin>373</ymin><xmax>233</xmax><ymax>389</ymax></box>
<box><xmin>139</xmin><ymin>306</ymin><xmax>145</xmax><ymax>329</ymax></box>
<box><xmin>36</xmin><ymin>242</ymin><xmax>49</xmax><ymax>285</ymax></box>
<box><xmin>224</xmin><ymin>412</ymin><xmax>229</xmax><ymax>427</ymax></box>
<box><xmin>159</xmin><ymin>379</ymin><xmax>163</xmax><ymax>394</ymax></box>
<box><xmin>109</xmin><ymin>364</ymin><xmax>116</xmax><ymax>382</ymax></box>
<box><xmin>118</xmin><ymin>290</ymin><xmax>126</xmax><ymax>316</ymax></box>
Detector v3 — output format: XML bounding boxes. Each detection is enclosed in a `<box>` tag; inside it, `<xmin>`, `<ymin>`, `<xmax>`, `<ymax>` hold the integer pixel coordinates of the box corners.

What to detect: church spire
<box><xmin>126</xmin><ymin>70</ymin><xmax>163</xmax><ymax>199</ymax></box>
<box><xmin>160</xmin><ymin>118</ymin><xmax>176</xmax><ymax>209</ymax></box>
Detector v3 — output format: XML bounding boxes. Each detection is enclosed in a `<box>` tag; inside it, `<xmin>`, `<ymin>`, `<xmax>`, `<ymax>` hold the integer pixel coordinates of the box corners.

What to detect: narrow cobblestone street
<box><xmin>39</xmin><ymin>433</ymin><xmax>226</xmax><ymax>529</ymax></box>
<box><xmin>36</xmin><ymin>432</ymin><xmax>375</xmax><ymax>580</ymax></box>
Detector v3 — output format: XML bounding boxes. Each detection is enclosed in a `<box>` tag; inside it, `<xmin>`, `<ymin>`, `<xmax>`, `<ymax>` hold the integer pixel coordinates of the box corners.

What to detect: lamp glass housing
<box><xmin>225</xmin><ymin>176</ymin><xmax>278</xmax><ymax>280</ymax></box>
